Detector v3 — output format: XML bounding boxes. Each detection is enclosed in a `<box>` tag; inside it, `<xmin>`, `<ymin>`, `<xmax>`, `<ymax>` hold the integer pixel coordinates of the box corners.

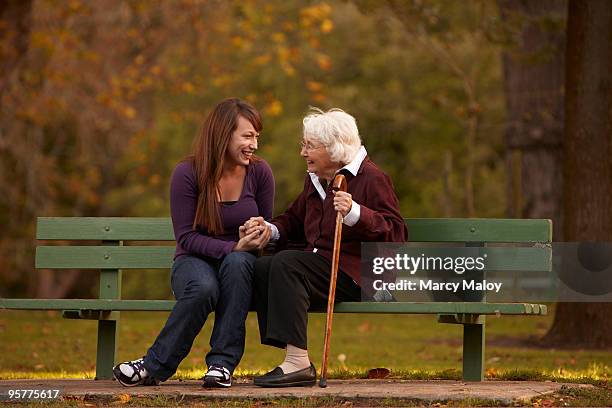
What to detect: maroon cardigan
<box><xmin>271</xmin><ymin>157</ymin><xmax>408</xmax><ymax>285</ymax></box>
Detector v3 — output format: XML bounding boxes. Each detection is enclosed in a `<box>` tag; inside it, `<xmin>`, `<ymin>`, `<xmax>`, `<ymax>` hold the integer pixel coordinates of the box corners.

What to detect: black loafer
<box><xmin>253</xmin><ymin>363</ymin><xmax>316</xmax><ymax>387</ymax></box>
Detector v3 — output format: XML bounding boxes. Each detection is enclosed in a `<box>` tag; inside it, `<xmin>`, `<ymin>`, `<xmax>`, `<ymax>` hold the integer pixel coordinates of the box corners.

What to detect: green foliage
<box><xmin>2</xmin><ymin>0</ymin><xmax>514</xmax><ymax>297</ymax></box>
<box><xmin>118</xmin><ymin>0</ymin><xmax>509</xmax><ymax>221</ymax></box>
<box><xmin>319</xmin><ymin>2</ymin><xmax>506</xmax><ymax>217</ymax></box>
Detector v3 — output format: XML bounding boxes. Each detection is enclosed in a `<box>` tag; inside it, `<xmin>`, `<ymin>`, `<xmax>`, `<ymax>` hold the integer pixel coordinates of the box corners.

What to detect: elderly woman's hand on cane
<box><xmin>333</xmin><ymin>191</ymin><xmax>352</xmax><ymax>218</ymax></box>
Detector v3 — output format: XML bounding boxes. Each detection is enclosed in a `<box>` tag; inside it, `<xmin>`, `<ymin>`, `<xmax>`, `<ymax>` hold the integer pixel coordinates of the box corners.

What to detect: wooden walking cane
<box><xmin>319</xmin><ymin>173</ymin><xmax>347</xmax><ymax>388</ymax></box>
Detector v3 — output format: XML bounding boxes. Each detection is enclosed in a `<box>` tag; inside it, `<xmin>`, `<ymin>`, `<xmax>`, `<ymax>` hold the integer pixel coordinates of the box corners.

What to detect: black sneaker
<box><xmin>113</xmin><ymin>357</ymin><xmax>160</xmax><ymax>387</ymax></box>
<box><xmin>203</xmin><ymin>365</ymin><xmax>232</xmax><ymax>388</ymax></box>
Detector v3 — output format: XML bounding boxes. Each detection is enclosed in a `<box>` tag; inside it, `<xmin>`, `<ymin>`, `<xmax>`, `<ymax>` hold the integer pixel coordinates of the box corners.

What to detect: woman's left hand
<box><xmin>333</xmin><ymin>191</ymin><xmax>352</xmax><ymax>217</ymax></box>
<box><xmin>239</xmin><ymin>217</ymin><xmax>264</xmax><ymax>238</ymax></box>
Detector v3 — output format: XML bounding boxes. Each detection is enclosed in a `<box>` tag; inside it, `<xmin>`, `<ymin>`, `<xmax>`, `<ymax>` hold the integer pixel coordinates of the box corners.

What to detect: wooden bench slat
<box><xmin>37</xmin><ymin>217</ymin><xmax>552</xmax><ymax>243</ymax></box>
<box><xmin>406</xmin><ymin>218</ymin><xmax>552</xmax><ymax>243</ymax></box>
<box><xmin>1</xmin><ymin>299</ymin><xmax>175</xmax><ymax>311</ymax></box>
<box><xmin>36</xmin><ymin>246</ymin><xmax>175</xmax><ymax>269</ymax></box>
<box><xmin>399</xmin><ymin>246</ymin><xmax>552</xmax><ymax>272</ymax></box>
<box><xmin>37</xmin><ymin>217</ymin><xmax>175</xmax><ymax>241</ymax></box>
<box><xmin>0</xmin><ymin>299</ymin><xmax>547</xmax><ymax>315</ymax></box>
<box><xmin>35</xmin><ymin>245</ymin><xmax>551</xmax><ymax>271</ymax></box>
<box><xmin>334</xmin><ymin>301</ymin><xmax>547</xmax><ymax>315</ymax></box>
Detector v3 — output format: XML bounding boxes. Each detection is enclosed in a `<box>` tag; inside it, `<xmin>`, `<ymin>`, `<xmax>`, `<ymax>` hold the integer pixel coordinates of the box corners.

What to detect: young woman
<box><xmin>113</xmin><ymin>98</ymin><xmax>274</xmax><ymax>388</ymax></box>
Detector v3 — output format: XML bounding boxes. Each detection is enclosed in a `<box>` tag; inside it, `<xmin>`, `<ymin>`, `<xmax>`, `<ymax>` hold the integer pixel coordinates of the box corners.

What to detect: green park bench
<box><xmin>0</xmin><ymin>217</ymin><xmax>551</xmax><ymax>382</ymax></box>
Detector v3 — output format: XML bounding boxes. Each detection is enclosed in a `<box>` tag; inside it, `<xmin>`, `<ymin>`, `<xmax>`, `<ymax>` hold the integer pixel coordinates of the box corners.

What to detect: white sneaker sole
<box><xmin>113</xmin><ymin>367</ymin><xmax>159</xmax><ymax>387</ymax></box>
<box><xmin>202</xmin><ymin>376</ymin><xmax>232</xmax><ymax>388</ymax></box>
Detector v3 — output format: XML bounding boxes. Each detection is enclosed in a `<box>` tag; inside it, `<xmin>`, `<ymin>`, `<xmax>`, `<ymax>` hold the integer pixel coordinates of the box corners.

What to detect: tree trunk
<box><xmin>543</xmin><ymin>0</ymin><xmax>612</xmax><ymax>348</ymax></box>
<box><xmin>0</xmin><ymin>0</ymin><xmax>32</xmax><ymax>94</ymax></box>
<box><xmin>0</xmin><ymin>0</ymin><xmax>33</xmax><ymax>297</ymax></box>
<box><xmin>498</xmin><ymin>0</ymin><xmax>566</xmax><ymax>241</ymax></box>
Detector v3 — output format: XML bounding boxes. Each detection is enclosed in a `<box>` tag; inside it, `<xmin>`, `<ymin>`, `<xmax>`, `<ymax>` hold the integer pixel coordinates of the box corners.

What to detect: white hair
<box><xmin>302</xmin><ymin>108</ymin><xmax>362</xmax><ymax>165</ymax></box>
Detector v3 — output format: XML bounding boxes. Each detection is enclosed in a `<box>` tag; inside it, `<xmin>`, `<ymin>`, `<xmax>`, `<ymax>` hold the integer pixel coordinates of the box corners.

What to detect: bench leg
<box><xmin>462</xmin><ymin>322</ymin><xmax>485</xmax><ymax>382</ymax></box>
<box><xmin>97</xmin><ymin>251</ymin><xmax>122</xmax><ymax>380</ymax></box>
<box><xmin>96</xmin><ymin>318</ymin><xmax>119</xmax><ymax>380</ymax></box>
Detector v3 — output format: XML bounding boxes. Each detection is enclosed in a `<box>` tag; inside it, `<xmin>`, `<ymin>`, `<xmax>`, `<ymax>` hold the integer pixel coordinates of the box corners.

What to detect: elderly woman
<box><xmin>247</xmin><ymin>108</ymin><xmax>407</xmax><ymax>387</ymax></box>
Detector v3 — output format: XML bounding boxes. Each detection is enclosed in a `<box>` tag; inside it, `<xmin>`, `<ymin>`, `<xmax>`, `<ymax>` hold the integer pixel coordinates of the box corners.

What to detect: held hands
<box><xmin>333</xmin><ymin>191</ymin><xmax>352</xmax><ymax>217</ymax></box>
<box><xmin>239</xmin><ymin>216</ymin><xmax>265</xmax><ymax>238</ymax></box>
<box><xmin>235</xmin><ymin>217</ymin><xmax>270</xmax><ymax>252</ymax></box>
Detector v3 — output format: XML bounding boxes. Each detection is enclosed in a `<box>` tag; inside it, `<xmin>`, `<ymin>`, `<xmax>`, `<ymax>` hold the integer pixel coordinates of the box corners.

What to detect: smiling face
<box><xmin>226</xmin><ymin>115</ymin><xmax>259</xmax><ymax>166</ymax></box>
<box><xmin>300</xmin><ymin>136</ymin><xmax>338</xmax><ymax>181</ymax></box>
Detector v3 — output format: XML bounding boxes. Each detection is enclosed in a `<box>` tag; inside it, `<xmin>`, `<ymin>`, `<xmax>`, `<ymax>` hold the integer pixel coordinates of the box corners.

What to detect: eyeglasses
<box><xmin>300</xmin><ymin>140</ymin><xmax>325</xmax><ymax>152</ymax></box>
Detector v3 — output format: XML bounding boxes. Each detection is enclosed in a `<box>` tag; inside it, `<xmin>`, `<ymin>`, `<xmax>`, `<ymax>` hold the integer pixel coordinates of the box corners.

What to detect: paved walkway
<box><xmin>0</xmin><ymin>378</ymin><xmax>592</xmax><ymax>405</ymax></box>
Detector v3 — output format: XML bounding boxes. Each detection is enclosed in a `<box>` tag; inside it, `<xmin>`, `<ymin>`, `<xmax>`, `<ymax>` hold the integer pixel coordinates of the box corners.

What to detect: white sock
<box><xmin>278</xmin><ymin>344</ymin><xmax>310</xmax><ymax>374</ymax></box>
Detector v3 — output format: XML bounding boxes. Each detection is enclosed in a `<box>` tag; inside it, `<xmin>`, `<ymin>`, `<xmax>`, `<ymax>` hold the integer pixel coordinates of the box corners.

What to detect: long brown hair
<box><xmin>189</xmin><ymin>98</ymin><xmax>262</xmax><ymax>235</ymax></box>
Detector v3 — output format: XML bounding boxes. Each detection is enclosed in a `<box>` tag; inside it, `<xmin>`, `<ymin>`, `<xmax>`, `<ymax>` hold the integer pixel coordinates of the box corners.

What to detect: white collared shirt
<box><xmin>266</xmin><ymin>146</ymin><xmax>367</xmax><ymax>241</ymax></box>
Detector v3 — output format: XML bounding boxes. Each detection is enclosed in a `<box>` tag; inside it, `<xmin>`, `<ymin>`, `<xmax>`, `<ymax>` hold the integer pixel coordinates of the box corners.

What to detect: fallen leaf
<box><xmin>358</xmin><ymin>322</ymin><xmax>370</xmax><ymax>333</ymax></box>
<box><xmin>114</xmin><ymin>393</ymin><xmax>131</xmax><ymax>404</ymax></box>
<box><xmin>367</xmin><ymin>367</ymin><xmax>390</xmax><ymax>379</ymax></box>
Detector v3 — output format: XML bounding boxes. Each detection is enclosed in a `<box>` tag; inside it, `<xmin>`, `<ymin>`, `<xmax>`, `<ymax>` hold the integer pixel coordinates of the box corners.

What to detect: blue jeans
<box><xmin>143</xmin><ymin>252</ymin><xmax>255</xmax><ymax>381</ymax></box>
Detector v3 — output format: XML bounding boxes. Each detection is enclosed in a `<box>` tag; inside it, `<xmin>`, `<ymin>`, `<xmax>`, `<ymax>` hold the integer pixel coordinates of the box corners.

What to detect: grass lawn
<box><xmin>1</xmin><ymin>307</ymin><xmax>609</xmax><ymax>383</ymax></box>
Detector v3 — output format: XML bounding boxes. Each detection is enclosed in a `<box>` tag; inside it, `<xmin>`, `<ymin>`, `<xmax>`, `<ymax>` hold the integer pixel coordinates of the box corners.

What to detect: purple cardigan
<box><xmin>170</xmin><ymin>159</ymin><xmax>274</xmax><ymax>260</ymax></box>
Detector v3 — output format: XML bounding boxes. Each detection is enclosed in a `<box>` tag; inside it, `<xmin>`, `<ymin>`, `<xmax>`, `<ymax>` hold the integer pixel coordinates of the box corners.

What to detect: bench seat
<box><xmin>1</xmin><ymin>298</ymin><xmax>547</xmax><ymax>315</ymax></box>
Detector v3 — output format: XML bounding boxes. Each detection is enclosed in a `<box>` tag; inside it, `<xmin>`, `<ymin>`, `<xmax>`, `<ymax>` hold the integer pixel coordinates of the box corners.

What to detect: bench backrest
<box><xmin>35</xmin><ymin>217</ymin><xmax>553</xmax><ymax>302</ymax></box>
